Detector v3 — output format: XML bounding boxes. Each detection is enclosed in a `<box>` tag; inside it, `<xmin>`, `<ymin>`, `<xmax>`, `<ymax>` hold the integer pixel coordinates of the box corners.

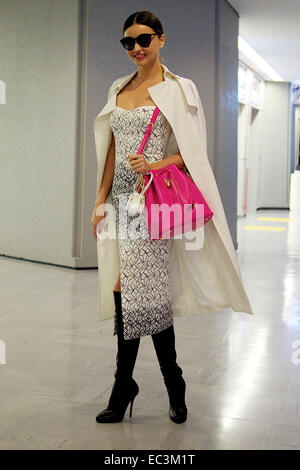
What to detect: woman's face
<box><xmin>123</xmin><ymin>23</ymin><xmax>165</xmax><ymax>67</ymax></box>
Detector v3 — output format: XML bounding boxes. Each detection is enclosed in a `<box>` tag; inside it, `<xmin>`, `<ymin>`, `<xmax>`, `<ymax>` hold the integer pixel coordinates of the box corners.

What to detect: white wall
<box><xmin>247</xmin><ymin>107</ymin><xmax>264</xmax><ymax>211</ymax></box>
<box><xmin>0</xmin><ymin>0</ymin><xmax>82</xmax><ymax>266</ymax></box>
<box><xmin>294</xmin><ymin>107</ymin><xmax>300</xmax><ymax>169</ymax></box>
<box><xmin>259</xmin><ymin>82</ymin><xmax>292</xmax><ymax>208</ymax></box>
<box><xmin>237</xmin><ymin>102</ymin><xmax>248</xmax><ymax>215</ymax></box>
<box><xmin>238</xmin><ymin>66</ymin><xmax>292</xmax><ymax>213</ymax></box>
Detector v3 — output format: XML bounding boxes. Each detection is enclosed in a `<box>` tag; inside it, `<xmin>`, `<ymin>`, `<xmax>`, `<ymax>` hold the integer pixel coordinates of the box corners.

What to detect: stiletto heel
<box><xmin>129</xmin><ymin>398</ymin><xmax>134</xmax><ymax>418</ymax></box>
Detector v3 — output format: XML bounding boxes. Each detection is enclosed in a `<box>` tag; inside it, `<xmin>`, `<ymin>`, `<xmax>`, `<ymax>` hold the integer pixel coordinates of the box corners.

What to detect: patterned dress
<box><xmin>110</xmin><ymin>105</ymin><xmax>174</xmax><ymax>340</ymax></box>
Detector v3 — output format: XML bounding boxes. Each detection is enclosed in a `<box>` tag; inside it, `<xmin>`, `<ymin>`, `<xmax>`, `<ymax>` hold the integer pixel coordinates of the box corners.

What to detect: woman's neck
<box><xmin>133</xmin><ymin>61</ymin><xmax>164</xmax><ymax>86</ymax></box>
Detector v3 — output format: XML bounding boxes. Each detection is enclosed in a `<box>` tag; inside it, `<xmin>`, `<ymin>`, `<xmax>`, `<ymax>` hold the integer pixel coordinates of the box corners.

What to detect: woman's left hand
<box><xmin>128</xmin><ymin>154</ymin><xmax>151</xmax><ymax>175</ymax></box>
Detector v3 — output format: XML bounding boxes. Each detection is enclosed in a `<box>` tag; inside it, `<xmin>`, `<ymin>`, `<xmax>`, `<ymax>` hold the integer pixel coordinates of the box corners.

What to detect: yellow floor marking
<box><xmin>258</xmin><ymin>217</ymin><xmax>291</xmax><ymax>222</ymax></box>
<box><xmin>243</xmin><ymin>225</ymin><xmax>285</xmax><ymax>231</ymax></box>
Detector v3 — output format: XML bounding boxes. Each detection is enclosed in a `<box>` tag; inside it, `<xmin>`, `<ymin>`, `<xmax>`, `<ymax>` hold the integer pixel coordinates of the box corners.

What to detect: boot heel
<box><xmin>129</xmin><ymin>396</ymin><xmax>135</xmax><ymax>418</ymax></box>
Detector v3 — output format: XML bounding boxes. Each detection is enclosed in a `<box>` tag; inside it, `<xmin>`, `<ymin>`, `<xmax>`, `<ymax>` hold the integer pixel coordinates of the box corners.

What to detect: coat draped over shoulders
<box><xmin>93</xmin><ymin>64</ymin><xmax>254</xmax><ymax>321</ymax></box>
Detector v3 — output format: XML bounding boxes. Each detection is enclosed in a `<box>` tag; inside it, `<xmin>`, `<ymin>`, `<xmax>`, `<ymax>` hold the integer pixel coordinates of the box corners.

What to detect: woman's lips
<box><xmin>135</xmin><ymin>54</ymin><xmax>145</xmax><ymax>60</ymax></box>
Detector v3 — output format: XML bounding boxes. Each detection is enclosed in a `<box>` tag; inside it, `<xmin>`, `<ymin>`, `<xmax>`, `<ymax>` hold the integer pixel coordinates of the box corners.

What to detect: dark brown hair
<box><xmin>122</xmin><ymin>11</ymin><xmax>165</xmax><ymax>62</ymax></box>
<box><xmin>123</xmin><ymin>11</ymin><xmax>164</xmax><ymax>36</ymax></box>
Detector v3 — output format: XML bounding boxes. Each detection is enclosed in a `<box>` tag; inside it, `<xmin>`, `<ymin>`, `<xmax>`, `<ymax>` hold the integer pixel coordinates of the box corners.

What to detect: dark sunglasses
<box><xmin>120</xmin><ymin>33</ymin><xmax>159</xmax><ymax>51</ymax></box>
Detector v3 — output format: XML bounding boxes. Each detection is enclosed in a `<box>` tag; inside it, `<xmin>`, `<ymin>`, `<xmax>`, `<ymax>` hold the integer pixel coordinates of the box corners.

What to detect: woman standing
<box><xmin>91</xmin><ymin>11</ymin><xmax>187</xmax><ymax>425</ymax></box>
<box><xmin>91</xmin><ymin>10</ymin><xmax>253</xmax><ymax>424</ymax></box>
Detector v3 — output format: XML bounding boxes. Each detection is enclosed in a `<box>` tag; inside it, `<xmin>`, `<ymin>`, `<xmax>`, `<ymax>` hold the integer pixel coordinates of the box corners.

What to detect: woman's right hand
<box><xmin>90</xmin><ymin>202</ymin><xmax>106</xmax><ymax>241</ymax></box>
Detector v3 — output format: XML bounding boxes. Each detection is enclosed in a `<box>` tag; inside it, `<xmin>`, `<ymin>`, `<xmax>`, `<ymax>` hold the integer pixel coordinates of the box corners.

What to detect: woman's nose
<box><xmin>133</xmin><ymin>42</ymin><xmax>142</xmax><ymax>54</ymax></box>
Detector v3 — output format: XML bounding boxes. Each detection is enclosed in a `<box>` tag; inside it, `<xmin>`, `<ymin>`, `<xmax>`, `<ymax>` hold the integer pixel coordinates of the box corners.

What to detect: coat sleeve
<box><xmin>188</xmin><ymin>80</ymin><xmax>208</xmax><ymax>156</ymax></box>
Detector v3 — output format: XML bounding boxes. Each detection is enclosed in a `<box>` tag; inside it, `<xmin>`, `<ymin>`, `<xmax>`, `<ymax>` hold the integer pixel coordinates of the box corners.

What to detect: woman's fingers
<box><xmin>128</xmin><ymin>154</ymin><xmax>143</xmax><ymax>160</ymax></box>
<box><xmin>129</xmin><ymin>154</ymin><xmax>144</xmax><ymax>165</ymax></box>
<box><xmin>128</xmin><ymin>154</ymin><xmax>146</xmax><ymax>173</ymax></box>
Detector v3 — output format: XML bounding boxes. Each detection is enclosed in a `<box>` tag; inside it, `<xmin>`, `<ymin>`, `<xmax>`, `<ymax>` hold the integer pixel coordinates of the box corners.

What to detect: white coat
<box><xmin>93</xmin><ymin>63</ymin><xmax>254</xmax><ymax>322</ymax></box>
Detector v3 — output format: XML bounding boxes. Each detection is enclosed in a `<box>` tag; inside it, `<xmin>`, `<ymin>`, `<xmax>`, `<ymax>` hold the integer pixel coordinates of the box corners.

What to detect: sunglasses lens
<box><xmin>138</xmin><ymin>34</ymin><xmax>152</xmax><ymax>47</ymax></box>
<box><xmin>121</xmin><ymin>38</ymin><xmax>134</xmax><ymax>50</ymax></box>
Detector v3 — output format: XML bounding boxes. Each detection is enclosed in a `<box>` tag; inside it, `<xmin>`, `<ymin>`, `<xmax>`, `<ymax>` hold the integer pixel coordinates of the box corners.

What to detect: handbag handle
<box><xmin>137</xmin><ymin>106</ymin><xmax>160</xmax><ymax>155</ymax></box>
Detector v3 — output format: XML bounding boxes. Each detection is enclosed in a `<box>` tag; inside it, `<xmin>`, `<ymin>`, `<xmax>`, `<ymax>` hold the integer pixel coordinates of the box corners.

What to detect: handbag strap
<box><xmin>134</xmin><ymin>106</ymin><xmax>159</xmax><ymax>194</ymax></box>
<box><xmin>137</xmin><ymin>106</ymin><xmax>160</xmax><ymax>154</ymax></box>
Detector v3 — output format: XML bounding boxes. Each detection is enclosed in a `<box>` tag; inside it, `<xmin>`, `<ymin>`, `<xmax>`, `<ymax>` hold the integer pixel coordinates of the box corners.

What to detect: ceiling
<box><xmin>228</xmin><ymin>0</ymin><xmax>300</xmax><ymax>84</ymax></box>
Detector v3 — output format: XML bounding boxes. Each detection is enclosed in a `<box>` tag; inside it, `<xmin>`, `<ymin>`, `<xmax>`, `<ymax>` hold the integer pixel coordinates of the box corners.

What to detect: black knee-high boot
<box><xmin>151</xmin><ymin>324</ymin><xmax>187</xmax><ymax>423</ymax></box>
<box><xmin>96</xmin><ymin>290</ymin><xmax>140</xmax><ymax>423</ymax></box>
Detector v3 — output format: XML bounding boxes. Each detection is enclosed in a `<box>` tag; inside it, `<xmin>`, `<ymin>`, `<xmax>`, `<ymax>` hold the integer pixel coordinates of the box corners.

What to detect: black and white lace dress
<box><xmin>110</xmin><ymin>105</ymin><xmax>174</xmax><ymax>340</ymax></box>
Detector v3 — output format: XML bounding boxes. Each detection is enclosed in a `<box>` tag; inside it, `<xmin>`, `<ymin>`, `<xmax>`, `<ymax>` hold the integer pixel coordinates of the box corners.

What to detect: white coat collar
<box><xmin>113</xmin><ymin>63</ymin><xmax>178</xmax><ymax>93</ymax></box>
<box><xmin>94</xmin><ymin>64</ymin><xmax>198</xmax><ymax>121</ymax></box>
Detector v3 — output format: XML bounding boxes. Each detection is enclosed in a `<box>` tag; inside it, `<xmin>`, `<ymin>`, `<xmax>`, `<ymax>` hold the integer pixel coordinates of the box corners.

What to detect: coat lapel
<box><xmin>94</xmin><ymin>64</ymin><xmax>198</xmax><ymax>121</ymax></box>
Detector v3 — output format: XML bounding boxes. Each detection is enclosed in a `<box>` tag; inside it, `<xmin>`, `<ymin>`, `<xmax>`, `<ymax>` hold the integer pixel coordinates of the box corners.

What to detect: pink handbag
<box><xmin>131</xmin><ymin>106</ymin><xmax>214</xmax><ymax>240</ymax></box>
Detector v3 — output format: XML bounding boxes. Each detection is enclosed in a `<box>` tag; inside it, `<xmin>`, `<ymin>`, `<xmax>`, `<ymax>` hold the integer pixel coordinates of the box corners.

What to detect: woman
<box><xmin>91</xmin><ymin>11</ymin><xmax>253</xmax><ymax>425</ymax></box>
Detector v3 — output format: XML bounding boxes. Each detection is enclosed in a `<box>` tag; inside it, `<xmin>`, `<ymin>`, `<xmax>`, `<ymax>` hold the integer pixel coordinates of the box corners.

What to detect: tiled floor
<box><xmin>0</xmin><ymin>209</ymin><xmax>299</xmax><ymax>450</ymax></box>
